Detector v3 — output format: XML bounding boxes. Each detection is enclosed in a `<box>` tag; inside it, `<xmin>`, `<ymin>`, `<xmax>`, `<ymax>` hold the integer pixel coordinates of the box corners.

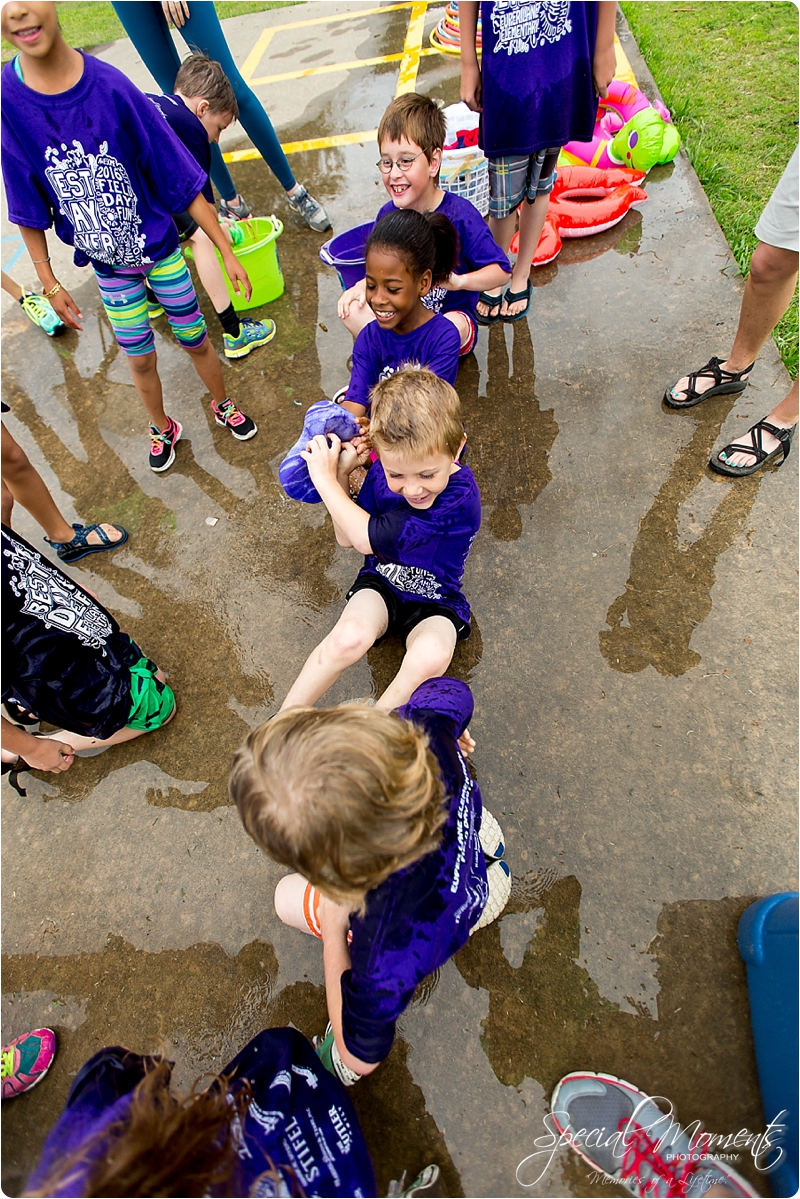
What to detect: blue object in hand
<box><xmin>278</xmin><ymin>400</ymin><xmax>361</xmax><ymax>503</ymax></box>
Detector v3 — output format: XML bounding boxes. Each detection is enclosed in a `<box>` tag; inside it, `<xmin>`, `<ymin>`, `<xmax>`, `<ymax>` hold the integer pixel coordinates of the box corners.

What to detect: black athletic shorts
<box><xmin>346</xmin><ymin>574</ymin><xmax>470</xmax><ymax>646</ymax></box>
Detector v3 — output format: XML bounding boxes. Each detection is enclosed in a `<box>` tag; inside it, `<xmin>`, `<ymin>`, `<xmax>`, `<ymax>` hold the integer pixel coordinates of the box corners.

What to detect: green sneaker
<box><xmin>223</xmin><ymin>317</ymin><xmax>276</xmax><ymax>359</ymax></box>
<box><xmin>19</xmin><ymin>291</ymin><xmax>64</xmax><ymax>337</ymax></box>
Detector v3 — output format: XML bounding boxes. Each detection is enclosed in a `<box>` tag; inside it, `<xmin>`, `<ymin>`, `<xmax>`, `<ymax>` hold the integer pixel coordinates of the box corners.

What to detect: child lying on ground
<box><xmin>280</xmin><ymin>369</ymin><xmax>480</xmax><ymax>713</ymax></box>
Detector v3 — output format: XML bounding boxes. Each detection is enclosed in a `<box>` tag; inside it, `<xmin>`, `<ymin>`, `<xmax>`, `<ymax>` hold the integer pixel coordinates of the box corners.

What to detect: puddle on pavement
<box><xmin>1</xmin><ymin>938</ymin><xmax>462</xmax><ymax>1199</ymax></box>
<box><xmin>600</xmin><ymin>396</ymin><xmax>763</xmax><ymax>676</ymax></box>
<box><xmin>455</xmin><ymin>879</ymin><xmax>765</xmax><ymax>1194</ymax></box>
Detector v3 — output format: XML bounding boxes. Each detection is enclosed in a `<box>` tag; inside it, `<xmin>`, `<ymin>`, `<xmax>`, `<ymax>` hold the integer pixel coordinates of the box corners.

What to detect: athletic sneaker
<box><xmin>549</xmin><ymin>1071</ymin><xmax>759</xmax><ymax>1197</ymax></box>
<box><xmin>149</xmin><ymin>416</ymin><xmax>182</xmax><ymax>473</ymax></box>
<box><xmin>147</xmin><ymin>299</ymin><xmax>165</xmax><ymax>319</ymax></box>
<box><xmin>278</xmin><ymin>400</ymin><xmax>360</xmax><ymax>503</ymax></box>
<box><xmin>19</xmin><ymin>290</ymin><xmax>64</xmax><ymax>336</ymax></box>
<box><xmin>223</xmin><ymin>317</ymin><xmax>276</xmax><ymax>359</ymax></box>
<box><xmin>470</xmin><ymin>859</ymin><xmax>512</xmax><ymax>935</ymax></box>
<box><xmin>479</xmin><ymin>808</ymin><xmax>506</xmax><ymax>862</ymax></box>
<box><xmin>1</xmin><ymin>1028</ymin><xmax>56</xmax><ymax>1099</ymax></box>
<box><xmin>287</xmin><ymin>184</ymin><xmax>331</xmax><ymax>232</ymax></box>
<box><xmin>212</xmin><ymin>398</ymin><xmax>257</xmax><ymax>441</ymax></box>
<box><xmin>332</xmin><ymin>384</ymin><xmax>350</xmax><ymax>405</ymax></box>
<box><xmin>218</xmin><ymin>195</ymin><xmax>252</xmax><ymax>221</ymax></box>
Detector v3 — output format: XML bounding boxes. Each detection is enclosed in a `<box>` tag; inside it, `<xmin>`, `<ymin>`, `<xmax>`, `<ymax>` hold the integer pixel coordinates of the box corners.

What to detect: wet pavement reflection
<box><xmin>2</xmin><ymin>5</ymin><xmax>797</xmax><ymax>1196</ymax></box>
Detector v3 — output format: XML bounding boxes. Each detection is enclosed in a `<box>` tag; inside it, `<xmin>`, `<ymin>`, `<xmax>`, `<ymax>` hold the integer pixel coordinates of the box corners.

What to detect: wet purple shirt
<box><xmin>2</xmin><ymin>53</ymin><xmax>206</xmax><ymax>271</ymax></box>
<box><xmin>479</xmin><ymin>0</ymin><xmax>599</xmax><ymax>156</ymax></box>
<box><xmin>341</xmin><ymin>678</ymin><xmax>489</xmax><ymax>1063</ymax></box>
<box><xmin>356</xmin><ymin>460</ymin><xmax>481</xmax><ymax>626</ymax></box>
<box><xmin>347</xmin><ymin>313</ymin><xmax>461</xmax><ymax>412</ymax></box>
<box><xmin>377</xmin><ymin>189</ymin><xmax>511</xmax><ymax>322</ymax></box>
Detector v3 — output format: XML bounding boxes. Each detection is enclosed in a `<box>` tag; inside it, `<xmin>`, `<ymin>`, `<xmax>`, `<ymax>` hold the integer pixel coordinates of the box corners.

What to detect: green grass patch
<box><xmin>2</xmin><ymin>2</ymin><xmax>294</xmax><ymax>60</ymax></box>
<box><xmin>620</xmin><ymin>1</ymin><xmax>798</xmax><ymax>377</ymax></box>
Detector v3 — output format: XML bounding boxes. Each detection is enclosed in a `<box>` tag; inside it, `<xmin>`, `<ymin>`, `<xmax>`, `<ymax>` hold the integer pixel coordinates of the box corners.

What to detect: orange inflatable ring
<box><xmin>510</xmin><ymin>166</ymin><xmax>648</xmax><ymax>266</ymax></box>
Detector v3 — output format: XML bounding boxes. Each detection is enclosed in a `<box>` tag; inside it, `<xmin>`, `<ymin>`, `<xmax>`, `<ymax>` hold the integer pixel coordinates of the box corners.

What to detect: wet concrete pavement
<box><xmin>2</xmin><ymin>5</ymin><xmax>797</xmax><ymax>1196</ymax></box>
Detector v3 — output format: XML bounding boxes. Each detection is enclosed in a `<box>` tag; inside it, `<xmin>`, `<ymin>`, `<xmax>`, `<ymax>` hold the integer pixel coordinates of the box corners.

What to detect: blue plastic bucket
<box><xmin>319</xmin><ymin>222</ymin><xmax>373</xmax><ymax>290</ymax></box>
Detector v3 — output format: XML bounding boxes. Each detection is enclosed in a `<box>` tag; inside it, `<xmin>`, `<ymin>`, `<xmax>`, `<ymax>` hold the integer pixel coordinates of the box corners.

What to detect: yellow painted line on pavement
<box><xmin>223</xmin><ymin>129</ymin><xmax>378</xmax><ymax>162</ymax></box>
<box><xmin>395</xmin><ymin>1</ymin><xmax>430</xmax><ymax>96</ymax></box>
<box><xmin>240</xmin><ymin>27</ymin><xmax>275</xmax><ymax>83</ymax></box>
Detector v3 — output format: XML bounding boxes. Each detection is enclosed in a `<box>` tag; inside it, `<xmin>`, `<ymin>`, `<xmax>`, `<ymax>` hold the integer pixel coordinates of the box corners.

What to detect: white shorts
<box><xmin>754</xmin><ymin>145</ymin><xmax>799</xmax><ymax>253</ymax></box>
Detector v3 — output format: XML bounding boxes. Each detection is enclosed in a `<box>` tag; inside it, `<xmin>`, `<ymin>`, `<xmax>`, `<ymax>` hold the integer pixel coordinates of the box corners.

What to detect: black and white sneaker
<box><xmin>212</xmin><ymin>397</ymin><xmax>257</xmax><ymax>441</ymax></box>
<box><xmin>149</xmin><ymin>417</ymin><xmax>182</xmax><ymax>473</ymax></box>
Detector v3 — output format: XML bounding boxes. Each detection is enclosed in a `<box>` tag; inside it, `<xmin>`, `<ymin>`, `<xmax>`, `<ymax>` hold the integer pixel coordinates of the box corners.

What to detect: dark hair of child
<box><xmin>377</xmin><ymin>92</ymin><xmax>446</xmax><ymax>162</ymax></box>
<box><xmin>367</xmin><ymin>209</ymin><xmax>458</xmax><ymax>287</ymax></box>
<box><xmin>174</xmin><ymin>52</ymin><xmax>239</xmax><ymax>118</ymax></box>
<box><xmin>24</xmin><ymin>1054</ymin><xmax>295</xmax><ymax>1198</ymax></box>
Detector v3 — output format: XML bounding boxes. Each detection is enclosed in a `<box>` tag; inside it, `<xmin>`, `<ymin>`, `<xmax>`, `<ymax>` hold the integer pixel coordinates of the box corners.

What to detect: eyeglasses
<box><xmin>376</xmin><ymin>150</ymin><xmax>426</xmax><ymax>174</ymax></box>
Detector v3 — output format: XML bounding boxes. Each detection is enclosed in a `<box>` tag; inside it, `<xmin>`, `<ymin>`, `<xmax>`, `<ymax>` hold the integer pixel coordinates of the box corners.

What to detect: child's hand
<box><xmin>302</xmin><ymin>433</ymin><xmax>345</xmax><ymax>484</ymax></box>
<box><xmin>350</xmin><ymin>431</ymin><xmax>373</xmax><ymax>463</ymax></box>
<box><xmin>337</xmin><ymin>439</ymin><xmax>362</xmax><ymax>476</ymax></box>
<box><xmin>25</xmin><ymin>737</ymin><xmax>75</xmax><ymax>773</ymax></box>
<box><xmin>338</xmin><ymin>281</ymin><xmax>367</xmax><ymax>321</ymax></box>
<box><xmin>50</xmin><ymin>286</ymin><xmax>83</xmax><ymax>331</ymax></box>
<box><xmin>457</xmin><ymin>727</ymin><xmax>476</xmax><ymax>756</ymax></box>
<box><xmin>460</xmin><ymin>62</ymin><xmax>482</xmax><ymax>112</ymax></box>
<box><xmin>225</xmin><ymin>256</ymin><xmax>252</xmax><ymax>301</ymax></box>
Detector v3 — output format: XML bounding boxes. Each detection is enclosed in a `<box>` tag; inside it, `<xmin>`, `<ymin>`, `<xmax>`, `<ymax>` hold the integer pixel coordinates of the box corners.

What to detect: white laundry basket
<box><xmin>440</xmin><ymin>146</ymin><xmax>490</xmax><ymax>216</ymax></box>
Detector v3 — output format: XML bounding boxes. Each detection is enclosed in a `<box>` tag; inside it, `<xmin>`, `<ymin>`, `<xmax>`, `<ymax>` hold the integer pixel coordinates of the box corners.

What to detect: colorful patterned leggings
<box><xmin>93</xmin><ymin>250</ymin><xmax>207</xmax><ymax>357</ymax></box>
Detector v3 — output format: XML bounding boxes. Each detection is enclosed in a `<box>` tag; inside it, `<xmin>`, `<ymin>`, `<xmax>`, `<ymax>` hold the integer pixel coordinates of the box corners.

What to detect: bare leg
<box><xmin>499</xmin><ymin>194</ymin><xmax>549</xmax><ymax>318</ymax></box>
<box><xmin>670</xmin><ymin>242</ymin><xmax>799</xmax><ymax>402</ymax></box>
<box><xmin>184</xmin><ymin>338</ymin><xmax>227</xmax><ymax>407</ymax></box>
<box><xmin>1</xmin><ymin>271</ymin><xmax>23</xmax><ymax>302</ymax></box>
<box><xmin>478</xmin><ymin>211</ymin><xmax>517</xmax><ymax>318</ymax></box>
<box><xmin>444</xmin><ymin>310</ymin><xmax>472</xmax><ymax>350</ymax></box>
<box><xmin>187</xmin><ymin>228</ymin><xmax>231</xmax><ymax>313</ymax></box>
<box><xmin>274</xmin><ymin>873</ymin><xmax>317</xmax><ymax>933</ymax></box>
<box><xmin>1</xmin><ymin>424</ymin><xmax>124</xmax><ymax>546</ymax></box>
<box><xmin>375</xmin><ymin>615</ymin><xmax>457</xmax><ymax>711</ymax></box>
<box><xmin>2</xmin><ymin>479</ymin><xmax>14</xmax><ymax>525</ymax></box>
<box><xmin>127</xmin><ymin>351</ymin><xmax>169</xmax><ymax>430</ymax></box>
<box><xmin>280</xmin><ymin>589</ymin><xmax>388</xmax><ymax>710</ymax></box>
<box><xmin>38</xmin><ymin>680</ymin><xmax>175</xmax><ymax>752</ymax></box>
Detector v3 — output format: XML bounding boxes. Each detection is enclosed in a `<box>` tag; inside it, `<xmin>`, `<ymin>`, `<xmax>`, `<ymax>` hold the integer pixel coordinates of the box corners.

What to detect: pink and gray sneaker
<box><xmin>212</xmin><ymin>397</ymin><xmax>257</xmax><ymax>441</ymax></box>
<box><xmin>2</xmin><ymin>1028</ymin><xmax>56</xmax><ymax>1099</ymax></box>
<box><xmin>149</xmin><ymin>416</ymin><xmax>182</xmax><ymax>473</ymax></box>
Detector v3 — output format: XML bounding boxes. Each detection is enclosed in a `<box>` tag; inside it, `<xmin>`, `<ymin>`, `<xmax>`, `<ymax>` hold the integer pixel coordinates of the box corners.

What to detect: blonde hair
<box><xmin>230</xmin><ymin>706</ymin><xmax>447</xmax><ymax>908</ymax></box>
<box><xmin>377</xmin><ymin>93</ymin><xmax>445</xmax><ymax>162</ymax></box>
<box><xmin>369</xmin><ymin>368</ymin><xmax>464</xmax><ymax>460</ymax></box>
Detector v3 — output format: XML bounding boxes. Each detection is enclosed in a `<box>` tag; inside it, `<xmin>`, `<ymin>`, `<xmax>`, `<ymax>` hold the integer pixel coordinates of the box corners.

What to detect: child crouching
<box><xmin>230</xmin><ymin>678</ymin><xmax>511</xmax><ymax>1084</ymax></box>
<box><xmin>280</xmin><ymin>369</ymin><xmax>480</xmax><ymax>713</ymax></box>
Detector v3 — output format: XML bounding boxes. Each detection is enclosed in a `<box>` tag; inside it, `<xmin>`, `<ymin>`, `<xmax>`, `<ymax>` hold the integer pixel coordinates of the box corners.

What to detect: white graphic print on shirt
<box><xmin>491</xmin><ymin>0</ymin><xmax>572</xmax><ymax>54</ymax></box>
<box><xmin>375</xmin><ymin>562</ymin><xmax>443</xmax><ymax>601</ymax></box>
<box><xmin>44</xmin><ymin>140</ymin><xmax>147</xmax><ymax>266</ymax></box>
<box><xmin>4</xmin><ymin>536</ymin><xmax>112</xmax><ymax>651</ymax></box>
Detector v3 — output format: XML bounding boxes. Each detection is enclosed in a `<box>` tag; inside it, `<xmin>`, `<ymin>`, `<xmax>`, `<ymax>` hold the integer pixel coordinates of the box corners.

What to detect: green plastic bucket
<box><xmin>186</xmin><ymin>215</ymin><xmax>284</xmax><ymax>312</ymax></box>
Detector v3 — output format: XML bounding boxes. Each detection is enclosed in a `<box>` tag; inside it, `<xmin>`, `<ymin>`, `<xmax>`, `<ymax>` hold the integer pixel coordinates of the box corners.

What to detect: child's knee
<box><xmin>126</xmin><ymin>350</ymin><xmax>157</xmax><ymax>376</ymax></box>
<box><xmin>327</xmin><ymin>618</ymin><xmax>374</xmax><ymax>663</ymax></box>
<box><xmin>274</xmin><ymin>873</ymin><xmax>305</xmax><ymax>926</ymax></box>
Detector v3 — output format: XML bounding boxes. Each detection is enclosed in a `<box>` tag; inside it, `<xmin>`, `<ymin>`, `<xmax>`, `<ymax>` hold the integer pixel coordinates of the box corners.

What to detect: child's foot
<box><xmin>223</xmin><ymin>317</ymin><xmax>276</xmax><ymax>359</ymax></box>
<box><xmin>470</xmin><ymin>859</ymin><xmax>512</xmax><ymax>934</ymax></box>
<box><xmin>44</xmin><ymin>522</ymin><xmax>128</xmax><ymax>563</ymax></box>
<box><xmin>149</xmin><ymin>417</ymin><xmax>182</xmax><ymax>473</ymax></box>
<box><xmin>287</xmin><ymin>184</ymin><xmax>331</xmax><ymax>232</ymax></box>
<box><xmin>218</xmin><ymin>194</ymin><xmax>252</xmax><ymax>221</ymax></box>
<box><xmin>19</xmin><ymin>290</ymin><xmax>64</xmax><ymax>336</ymax></box>
<box><xmin>1</xmin><ymin>1028</ymin><xmax>57</xmax><ymax>1098</ymax></box>
<box><xmin>212</xmin><ymin>398</ymin><xmax>257</xmax><ymax>441</ymax></box>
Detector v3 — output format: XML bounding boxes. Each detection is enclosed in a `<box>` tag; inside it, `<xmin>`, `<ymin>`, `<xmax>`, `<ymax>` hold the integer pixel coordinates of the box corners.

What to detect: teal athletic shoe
<box><xmin>19</xmin><ymin>290</ymin><xmax>64</xmax><ymax>337</ymax></box>
<box><xmin>223</xmin><ymin>317</ymin><xmax>276</xmax><ymax>359</ymax></box>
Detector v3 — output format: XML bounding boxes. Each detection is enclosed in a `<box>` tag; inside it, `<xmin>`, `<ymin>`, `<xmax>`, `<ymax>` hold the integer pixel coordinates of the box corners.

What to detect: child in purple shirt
<box><xmin>231</xmin><ymin>678</ymin><xmax>512</xmax><ymax>1084</ymax></box>
<box><xmin>338</xmin><ymin>92</ymin><xmax>511</xmax><ymax>348</ymax></box>
<box><xmin>0</xmin><ymin>2</ymin><xmax>256</xmax><ymax>473</ymax></box>
<box><xmin>278</xmin><ymin>208</ymin><xmax>462</xmax><ymax>504</ymax></box>
<box><xmin>281</xmin><ymin>369</ymin><xmax>480</xmax><ymax>713</ymax></box>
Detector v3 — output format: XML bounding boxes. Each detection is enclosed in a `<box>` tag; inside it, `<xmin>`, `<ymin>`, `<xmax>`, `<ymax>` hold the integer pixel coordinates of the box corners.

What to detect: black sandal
<box><xmin>500</xmin><ymin>280</ymin><xmax>532</xmax><ymax>323</ymax></box>
<box><xmin>44</xmin><ymin>522</ymin><xmax>128</xmax><ymax>564</ymax></box>
<box><xmin>710</xmin><ymin>419</ymin><xmax>796</xmax><ymax>477</ymax></box>
<box><xmin>2</xmin><ymin>758</ymin><xmax>29</xmax><ymax>797</ymax></box>
<box><xmin>475</xmin><ymin>291</ymin><xmax>503</xmax><ymax>327</ymax></box>
<box><xmin>664</xmin><ymin>356</ymin><xmax>755</xmax><ymax>409</ymax></box>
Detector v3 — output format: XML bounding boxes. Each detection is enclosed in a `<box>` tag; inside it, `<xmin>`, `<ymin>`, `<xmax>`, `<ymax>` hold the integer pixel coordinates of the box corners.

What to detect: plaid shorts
<box><xmin>488</xmin><ymin>149</ymin><xmax>562</xmax><ymax>219</ymax></box>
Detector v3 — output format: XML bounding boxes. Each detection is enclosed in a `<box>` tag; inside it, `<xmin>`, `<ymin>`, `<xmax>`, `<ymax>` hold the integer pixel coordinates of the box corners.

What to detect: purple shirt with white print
<box><xmin>1</xmin><ymin>53</ymin><xmax>207</xmax><ymax>272</ymax></box>
<box><xmin>347</xmin><ymin>313</ymin><xmax>461</xmax><ymax>413</ymax></box>
<box><xmin>340</xmin><ymin>677</ymin><xmax>488</xmax><ymax>1064</ymax></box>
<box><xmin>355</xmin><ymin>457</ymin><xmax>481</xmax><ymax>626</ymax></box>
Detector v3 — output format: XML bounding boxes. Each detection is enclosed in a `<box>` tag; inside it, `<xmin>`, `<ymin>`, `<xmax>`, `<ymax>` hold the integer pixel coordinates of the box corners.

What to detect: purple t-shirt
<box><xmin>348</xmin><ymin>313</ymin><xmax>461</xmax><ymax>412</ymax></box>
<box><xmin>356</xmin><ymin>460</ymin><xmax>480</xmax><ymax>626</ymax></box>
<box><xmin>479</xmin><ymin>0</ymin><xmax>599</xmax><ymax>157</ymax></box>
<box><xmin>1</xmin><ymin>53</ymin><xmax>207</xmax><ymax>272</ymax></box>
<box><xmin>376</xmin><ymin>190</ymin><xmax>511</xmax><ymax>322</ymax></box>
<box><xmin>147</xmin><ymin>92</ymin><xmax>213</xmax><ymax>204</ymax></box>
<box><xmin>341</xmin><ymin>678</ymin><xmax>489</xmax><ymax>1063</ymax></box>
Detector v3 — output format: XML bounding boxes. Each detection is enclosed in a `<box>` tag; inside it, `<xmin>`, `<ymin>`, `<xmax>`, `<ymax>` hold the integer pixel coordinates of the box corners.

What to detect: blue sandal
<box><xmin>500</xmin><ymin>280</ymin><xmax>532</xmax><ymax>323</ymax></box>
<box><xmin>44</xmin><ymin>522</ymin><xmax>128</xmax><ymax>564</ymax></box>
